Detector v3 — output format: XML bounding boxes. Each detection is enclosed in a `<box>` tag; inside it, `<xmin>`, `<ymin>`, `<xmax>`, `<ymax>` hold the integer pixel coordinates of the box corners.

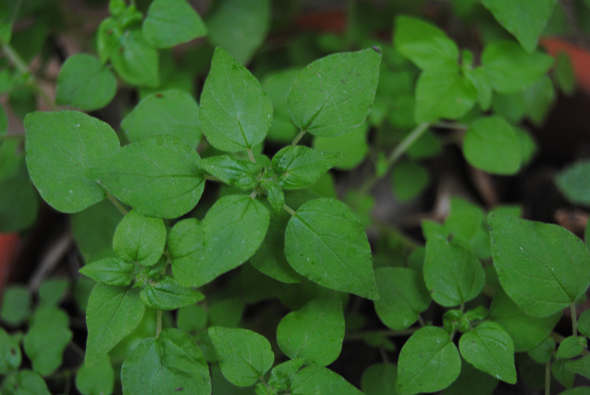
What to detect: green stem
<box><xmin>291</xmin><ymin>130</ymin><xmax>306</xmax><ymax>145</ymax></box>
<box><xmin>247</xmin><ymin>148</ymin><xmax>256</xmax><ymax>163</ymax></box>
<box><xmin>156</xmin><ymin>310</ymin><xmax>162</xmax><ymax>338</ymax></box>
<box><xmin>283</xmin><ymin>203</ymin><xmax>297</xmax><ymax>216</ymax></box>
<box><xmin>545</xmin><ymin>360</ymin><xmax>551</xmax><ymax>395</ymax></box>
<box><xmin>106</xmin><ymin>192</ymin><xmax>128</xmax><ymax>216</ymax></box>
<box><xmin>345</xmin><ymin>327</ymin><xmax>419</xmax><ymax>341</ymax></box>
<box><xmin>571</xmin><ymin>302</ymin><xmax>578</xmax><ymax>337</ymax></box>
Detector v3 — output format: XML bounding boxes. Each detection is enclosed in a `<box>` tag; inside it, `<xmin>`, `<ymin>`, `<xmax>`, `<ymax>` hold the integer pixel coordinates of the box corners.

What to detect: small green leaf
<box><xmin>291</xmin><ymin>366</ymin><xmax>364</xmax><ymax>395</ymax></box>
<box><xmin>272</xmin><ymin>146</ymin><xmax>342</xmax><ymax>189</ymax></box>
<box><xmin>56</xmin><ymin>54</ymin><xmax>117</xmax><ymax>111</ymax></box>
<box><xmin>488</xmin><ymin>213</ymin><xmax>590</xmax><ymax>317</ymax></box>
<box><xmin>177</xmin><ymin>304</ymin><xmax>207</xmax><ymax>333</ymax></box>
<box><xmin>199</xmin><ymin>155</ymin><xmax>262</xmax><ymax>190</ymax></box>
<box><xmin>374</xmin><ymin>267</ymin><xmax>431</xmax><ymax>330</ymax></box>
<box><xmin>553</xmin><ymin>359</ymin><xmax>575</xmax><ymax>388</ymax></box>
<box><xmin>559</xmin><ymin>388</ymin><xmax>590</xmax><ymax>395</ymax></box>
<box><xmin>556</xmin><ymin>335</ymin><xmax>587</xmax><ymax>359</ymax></box>
<box><xmin>24</xmin><ymin>111</ymin><xmax>120</xmax><ymax>213</ymax></box>
<box><xmin>263</xmin><ymin>69</ymin><xmax>300</xmax><ymax>142</ymax></box>
<box><xmin>361</xmin><ymin>363</ymin><xmax>398</xmax><ymax>395</ymax></box>
<box><xmin>199</xmin><ymin>47</ymin><xmax>272</xmax><ymax>152</ymax></box>
<box><xmin>0</xmin><ymin>285</ymin><xmax>31</xmax><ymax>326</ymax></box>
<box><xmin>394</xmin><ymin>16</ymin><xmax>459</xmax><ymax>71</ymax></box>
<box><xmin>38</xmin><ymin>279</ymin><xmax>69</xmax><ymax>306</ymax></box>
<box><xmin>0</xmin><ymin>164</ymin><xmax>39</xmax><ymax>232</ymax></box>
<box><xmin>284</xmin><ymin>198</ymin><xmax>378</xmax><ymax>300</ymax></box>
<box><xmin>396</xmin><ymin>326</ymin><xmax>461</xmax><ymax>395</ymax></box>
<box><xmin>391</xmin><ymin>161</ymin><xmax>430</xmax><ymax>201</ymax></box>
<box><xmin>287</xmin><ymin>47</ymin><xmax>381</xmax><ymax>137</ymax></box>
<box><xmin>463</xmin><ymin>116</ymin><xmax>521</xmax><ymax>175</ymax></box>
<box><xmin>579</xmin><ymin>309</ymin><xmax>590</xmax><ymax>337</ymax></box>
<box><xmin>444</xmin><ymin>197</ymin><xmax>484</xmax><ymax>241</ymax></box>
<box><xmin>209</xmin><ymin>326</ymin><xmax>274</xmax><ymax>387</ymax></box>
<box><xmin>555</xmin><ymin>52</ymin><xmax>576</xmax><ymax>96</ymax></box>
<box><xmin>3</xmin><ymin>370</ymin><xmax>51</xmax><ymax>395</ymax></box>
<box><xmin>459</xmin><ymin>321</ymin><xmax>516</xmax><ymax>383</ymax></box>
<box><xmin>88</xmin><ymin>135</ymin><xmax>205</xmax><ymax>219</ymax></box>
<box><xmin>113</xmin><ymin>210</ymin><xmax>166</xmax><ymax>266</ymax></box>
<box><xmin>268</xmin><ymin>358</ymin><xmax>304</xmax><ymax>392</ymax></box>
<box><xmin>75</xmin><ymin>354</ymin><xmax>114</xmax><ymax>395</ymax></box>
<box><xmin>142</xmin><ymin>0</ymin><xmax>207</xmax><ymax>48</ymax></box>
<box><xmin>514</xmin><ymin>126</ymin><xmax>537</xmax><ymax>166</ymax></box>
<box><xmin>556</xmin><ymin>160</ymin><xmax>590</xmax><ymax>207</ymax></box>
<box><xmin>441</xmin><ymin>358</ymin><xmax>499</xmax><ymax>395</ymax></box>
<box><xmin>276</xmin><ymin>295</ymin><xmax>344</xmax><ymax>366</ymax></box>
<box><xmin>481</xmin><ymin>41</ymin><xmax>553</xmax><ymax>94</ymax></box>
<box><xmin>523</xmin><ymin>76</ymin><xmax>555</xmax><ymax>126</ymax></box>
<box><xmin>97</xmin><ymin>18</ymin><xmax>120</xmax><ymax>63</ymax></box>
<box><xmin>121</xmin><ymin>328</ymin><xmax>211</xmax><ymax>394</ymax></box>
<box><xmin>0</xmin><ymin>327</ymin><xmax>21</xmax><ymax>374</ymax></box>
<box><xmin>85</xmin><ymin>284</ymin><xmax>145</xmax><ymax>366</ymax></box>
<box><xmin>464</xmin><ymin>67</ymin><xmax>493</xmax><ymax>111</ymax></box>
<box><xmin>260</xmin><ymin>177</ymin><xmax>284</xmax><ymax>215</ymax></box>
<box><xmin>111</xmin><ymin>29</ymin><xmax>159</xmax><ymax>88</ymax></box>
<box><xmin>528</xmin><ymin>336</ymin><xmax>555</xmax><ymax>364</ymax></box>
<box><xmin>122</xmin><ymin>90</ymin><xmax>201</xmax><ymax>148</ymax></box>
<box><xmin>312</xmin><ymin>124</ymin><xmax>369</xmax><ymax>170</ymax></box>
<box><xmin>80</xmin><ymin>257</ymin><xmax>135</xmax><ymax>286</ymax></box>
<box><xmin>140</xmin><ymin>276</ymin><xmax>204</xmax><ymax>310</ymax></box>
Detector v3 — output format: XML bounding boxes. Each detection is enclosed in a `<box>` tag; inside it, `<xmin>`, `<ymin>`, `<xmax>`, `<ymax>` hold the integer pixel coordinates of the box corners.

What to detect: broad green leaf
<box><xmin>142</xmin><ymin>0</ymin><xmax>207</xmax><ymax>48</ymax></box>
<box><xmin>0</xmin><ymin>327</ymin><xmax>21</xmax><ymax>374</ymax></box>
<box><xmin>555</xmin><ymin>52</ymin><xmax>576</xmax><ymax>96</ymax></box>
<box><xmin>0</xmin><ymin>164</ymin><xmax>39</xmax><ymax>232</ymax></box>
<box><xmin>523</xmin><ymin>76</ymin><xmax>555</xmax><ymax>126</ymax></box>
<box><xmin>489</xmin><ymin>289</ymin><xmax>561</xmax><ymax>352</ymax></box>
<box><xmin>459</xmin><ymin>321</ymin><xmax>516</xmax><ymax>383</ymax></box>
<box><xmin>276</xmin><ymin>295</ymin><xmax>344</xmax><ymax>366</ymax></box>
<box><xmin>206</xmin><ymin>0</ymin><xmax>270</xmax><ymax>64</ymax></box>
<box><xmin>312</xmin><ymin>123</ymin><xmax>369</xmax><ymax>170</ymax></box>
<box><xmin>569</xmin><ymin>355</ymin><xmax>590</xmax><ymax>381</ymax></box>
<box><xmin>56</xmin><ymin>54</ymin><xmax>117</xmax><ymax>111</ymax></box>
<box><xmin>24</xmin><ymin>111</ymin><xmax>120</xmax><ymax>213</ymax></box>
<box><xmin>553</xmin><ymin>359</ymin><xmax>575</xmax><ymax>388</ymax></box>
<box><xmin>361</xmin><ymin>363</ymin><xmax>398</xmax><ymax>395</ymax></box>
<box><xmin>424</xmin><ymin>234</ymin><xmax>485</xmax><ymax>307</ymax></box>
<box><xmin>268</xmin><ymin>359</ymin><xmax>304</xmax><ymax>392</ymax></box>
<box><xmin>556</xmin><ymin>335</ymin><xmax>587</xmax><ymax>359</ymax></box>
<box><xmin>464</xmin><ymin>67</ymin><xmax>492</xmax><ymax>111</ymax></box>
<box><xmin>80</xmin><ymin>257</ymin><xmax>135</xmax><ymax>286</ymax></box>
<box><xmin>87</xmin><ymin>135</ymin><xmax>204</xmax><ymax>219</ymax></box>
<box><xmin>396</xmin><ymin>326</ymin><xmax>461</xmax><ymax>395</ymax></box>
<box><xmin>444</xmin><ymin>197</ymin><xmax>484</xmax><ymax>241</ymax></box>
<box><xmin>481</xmin><ymin>41</ymin><xmax>553</xmax><ymax>94</ymax></box>
<box><xmin>140</xmin><ymin>276</ymin><xmax>204</xmax><ymax>310</ymax></box>
<box><xmin>556</xmin><ymin>160</ymin><xmax>590</xmax><ymax>206</ymax></box>
<box><xmin>391</xmin><ymin>161</ymin><xmax>430</xmax><ymax>201</ymax></box>
<box><xmin>111</xmin><ymin>29</ymin><xmax>159</xmax><ymax>88</ymax></box>
<box><xmin>38</xmin><ymin>279</ymin><xmax>69</xmax><ymax>306</ymax></box>
<box><xmin>169</xmin><ymin>194</ymin><xmax>270</xmax><ymax>287</ymax></box>
<box><xmin>3</xmin><ymin>370</ymin><xmax>51</xmax><ymax>395</ymax></box>
<box><xmin>441</xmin><ymin>358</ymin><xmax>499</xmax><ymax>395</ymax></box>
<box><xmin>24</xmin><ymin>306</ymin><xmax>72</xmax><ymax>376</ymax></box>
<box><xmin>177</xmin><ymin>304</ymin><xmax>207</xmax><ymax>333</ymax></box>
<box><xmin>199</xmin><ymin>155</ymin><xmax>262</xmax><ymax>190</ymax></box>
<box><xmin>85</xmin><ymin>284</ymin><xmax>145</xmax><ymax>366</ymax></box>
<box><xmin>0</xmin><ymin>286</ymin><xmax>31</xmax><ymax>326</ymax></box>
<box><xmin>374</xmin><ymin>267</ymin><xmax>431</xmax><ymax>330</ymax></box>
<box><xmin>287</xmin><ymin>47</ymin><xmax>381</xmax><ymax>137</ymax></box>
<box><xmin>291</xmin><ymin>366</ymin><xmax>364</xmax><ymax>395</ymax></box>
<box><xmin>113</xmin><ymin>210</ymin><xmax>166</xmax><ymax>266</ymax></box>
<box><xmin>481</xmin><ymin>0</ymin><xmax>557</xmax><ymax>53</ymax></box>
<box><xmin>271</xmin><ymin>146</ymin><xmax>342</xmax><ymax>189</ymax></box>
<box><xmin>122</xmin><ymin>90</ymin><xmax>201</xmax><ymax>148</ymax></box>
<box><xmin>463</xmin><ymin>116</ymin><xmax>521</xmax><ymax>175</ymax></box>
<box><xmin>284</xmin><ymin>198</ymin><xmax>378</xmax><ymax>300</ymax></box>
<box><xmin>262</xmin><ymin>69</ymin><xmax>300</xmax><ymax>142</ymax></box>
<box><xmin>394</xmin><ymin>16</ymin><xmax>459</xmax><ymax>71</ymax></box>
<box><xmin>209</xmin><ymin>326</ymin><xmax>274</xmax><ymax>387</ymax></box>
<box><xmin>75</xmin><ymin>354</ymin><xmax>114</xmax><ymax>395</ymax></box>
<box><xmin>579</xmin><ymin>309</ymin><xmax>590</xmax><ymax>337</ymax></box>
<box><xmin>121</xmin><ymin>328</ymin><xmax>211</xmax><ymax>394</ymax></box>
<box><xmin>514</xmin><ymin>126</ymin><xmax>537</xmax><ymax>166</ymax></box>
<box><xmin>414</xmin><ymin>69</ymin><xmax>477</xmax><ymax>123</ymax></box>
<box><xmin>527</xmin><ymin>336</ymin><xmax>555</xmax><ymax>364</ymax></box>
<box><xmin>488</xmin><ymin>213</ymin><xmax>590</xmax><ymax>317</ymax></box>
<box><xmin>199</xmin><ymin>47</ymin><xmax>272</xmax><ymax>152</ymax></box>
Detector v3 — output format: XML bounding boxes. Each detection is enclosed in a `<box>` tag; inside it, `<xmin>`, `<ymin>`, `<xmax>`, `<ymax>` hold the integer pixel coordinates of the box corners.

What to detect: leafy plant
<box><xmin>1</xmin><ymin>0</ymin><xmax>590</xmax><ymax>394</ymax></box>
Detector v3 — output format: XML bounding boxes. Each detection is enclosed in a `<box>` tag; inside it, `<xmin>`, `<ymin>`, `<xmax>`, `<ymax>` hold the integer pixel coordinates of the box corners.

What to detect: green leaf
<box><xmin>268</xmin><ymin>359</ymin><xmax>304</xmax><ymax>392</ymax></box>
<box><xmin>394</xmin><ymin>16</ymin><xmax>459</xmax><ymax>71</ymax></box>
<box><xmin>579</xmin><ymin>309</ymin><xmax>590</xmax><ymax>337</ymax></box>
<box><xmin>396</xmin><ymin>326</ymin><xmax>461</xmax><ymax>395</ymax></box>
<box><xmin>199</xmin><ymin>47</ymin><xmax>272</xmax><ymax>152</ymax></box>
<box><xmin>121</xmin><ymin>328</ymin><xmax>211</xmax><ymax>394</ymax></box>
<box><xmin>312</xmin><ymin>123</ymin><xmax>369</xmax><ymax>170</ymax></box>
<box><xmin>444</xmin><ymin>197</ymin><xmax>484</xmax><ymax>241</ymax></box>
<box><xmin>464</xmin><ymin>67</ymin><xmax>492</xmax><ymax>111</ymax></box>
<box><xmin>209</xmin><ymin>326</ymin><xmax>274</xmax><ymax>387</ymax></box>
<box><xmin>391</xmin><ymin>161</ymin><xmax>430</xmax><ymax>201</ymax></box>
<box><xmin>140</xmin><ymin>276</ymin><xmax>204</xmax><ymax>310</ymax></box>
<box><xmin>481</xmin><ymin>41</ymin><xmax>553</xmax><ymax>94</ymax></box>
<box><xmin>0</xmin><ymin>327</ymin><xmax>21</xmax><ymax>374</ymax></box>
<box><xmin>481</xmin><ymin>0</ymin><xmax>557</xmax><ymax>53</ymax></box>
<box><xmin>199</xmin><ymin>155</ymin><xmax>262</xmax><ymax>190</ymax></box>
<box><xmin>87</xmin><ymin>135</ymin><xmax>205</xmax><ymax>219</ymax></box>
<box><xmin>24</xmin><ymin>111</ymin><xmax>120</xmax><ymax>213</ymax></box>
<box><xmin>38</xmin><ymin>279</ymin><xmax>69</xmax><ymax>306</ymax></box>
<box><xmin>85</xmin><ymin>284</ymin><xmax>145</xmax><ymax>366</ymax></box>
<box><xmin>488</xmin><ymin>213</ymin><xmax>590</xmax><ymax>317</ymax></box>
<box><xmin>556</xmin><ymin>160</ymin><xmax>590</xmax><ymax>206</ymax></box>
<box><xmin>24</xmin><ymin>306</ymin><xmax>72</xmax><ymax>376</ymax></box>
<box><xmin>122</xmin><ymin>90</ymin><xmax>202</xmax><ymax>148</ymax></box>
<box><xmin>523</xmin><ymin>76</ymin><xmax>555</xmax><ymax>126</ymax></box>
<box><xmin>0</xmin><ymin>285</ymin><xmax>31</xmax><ymax>326</ymax></box>
<box><xmin>142</xmin><ymin>0</ymin><xmax>207</xmax><ymax>48</ymax></box>
<box><xmin>489</xmin><ymin>288</ymin><xmax>561</xmax><ymax>352</ymax></box>
<box><xmin>80</xmin><ymin>257</ymin><xmax>135</xmax><ymax>286</ymax></box>
<box><xmin>56</xmin><ymin>54</ymin><xmax>117</xmax><ymax>111</ymax></box>
<box><xmin>287</xmin><ymin>47</ymin><xmax>381</xmax><ymax>137</ymax></box>
<box><xmin>459</xmin><ymin>321</ymin><xmax>516</xmax><ymax>383</ymax></box>
<box><xmin>271</xmin><ymin>146</ymin><xmax>342</xmax><ymax>189</ymax></box>
<box><xmin>361</xmin><ymin>363</ymin><xmax>398</xmax><ymax>395</ymax></box>
<box><xmin>553</xmin><ymin>359</ymin><xmax>575</xmax><ymax>388</ymax></box>
<box><xmin>414</xmin><ymin>69</ymin><xmax>477</xmax><ymax>123</ymax></box>
<box><xmin>424</xmin><ymin>234</ymin><xmax>485</xmax><ymax>307</ymax></box>
<box><xmin>284</xmin><ymin>197</ymin><xmax>378</xmax><ymax>300</ymax></box>
<box><xmin>374</xmin><ymin>267</ymin><xmax>431</xmax><ymax>330</ymax></box>
<box><xmin>97</xmin><ymin>17</ymin><xmax>120</xmax><ymax>63</ymax></box>
<box><xmin>441</xmin><ymin>358</ymin><xmax>499</xmax><ymax>395</ymax></box>
<box><xmin>276</xmin><ymin>295</ymin><xmax>344</xmax><ymax>366</ymax></box>
<box><xmin>113</xmin><ymin>210</ymin><xmax>166</xmax><ymax>266</ymax></box>
<box><xmin>111</xmin><ymin>29</ymin><xmax>159</xmax><ymax>87</ymax></box>
<box><xmin>527</xmin><ymin>336</ymin><xmax>555</xmax><ymax>364</ymax></box>
<box><xmin>0</xmin><ymin>140</ymin><xmax>23</xmax><ymax>182</ymax></box>
<box><xmin>75</xmin><ymin>354</ymin><xmax>114</xmax><ymax>395</ymax></box>
<box><xmin>556</xmin><ymin>335</ymin><xmax>587</xmax><ymax>359</ymax></box>
<box><xmin>555</xmin><ymin>52</ymin><xmax>576</xmax><ymax>96</ymax></box>
<box><xmin>209</xmin><ymin>298</ymin><xmax>244</xmax><ymax>328</ymax></box>
<box><xmin>260</xmin><ymin>177</ymin><xmax>284</xmax><ymax>215</ymax></box>
<box><xmin>463</xmin><ymin>116</ymin><xmax>521</xmax><ymax>175</ymax></box>
<box><xmin>262</xmin><ymin>69</ymin><xmax>300</xmax><ymax>142</ymax></box>
<box><xmin>291</xmin><ymin>366</ymin><xmax>364</xmax><ymax>395</ymax></box>
<box><xmin>514</xmin><ymin>126</ymin><xmax>537</xmax><ymax>166</ymax></box>
<box><xmin>0</xmin><ymin>164</ymin><xmax>39</xmax><ymax>232</ymax></box>
<box><xmin>177</xmin><ymin>304</ymin><xmax>207</xmax><ymax>333</ymax></box>
<box><xmin>205</xmin><ymin>0</ymin><xmax>270</xmax><ymax>64</ymax></box>
<box><xmin>3</xmin><ymin>370</ymin><xmax>51</xmax><ymax>395</ymax></box>
<box><xmin>169</xmin><ymin>194</ymin><xmax>270</xmax><ymax>287</ymax></box>
<box><xmin>559</xmin><ymin>388</ymin><xmax>590</xmax><ymax>395</ymax></box>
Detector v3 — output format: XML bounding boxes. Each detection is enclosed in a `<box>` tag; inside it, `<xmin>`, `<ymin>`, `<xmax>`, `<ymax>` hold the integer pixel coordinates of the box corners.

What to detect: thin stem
<box><xmin>156</xmin><ymin>310</ymin><xmax>162</xmax><ymax>338</ymax></box>
<box><xmin>545</xmin><ymin>360</ymin><xmax>551</xmax><ymax>395</ymax></box>
<box><xmin>291</xmin><ymin>130</ymin><xmax>306</xmax><ymax>146</ymax></box>
<box><xmin>106</xmin><ymin>192</ymin><xmax>128</xmax><ymax>216</ymax></box>
<box><xmin>283</xmin><ymin>203</ymin><xmax>297</xmax><ymax>216</ymax></box>
<box><xmin>247</xmin><ymin>148</ymin><xmax>256</xmax><ymax>163</ymax></box>
<box><xmin>571</xmin><ymin>302</ymin><xmax>578</xmax><ymax>337</ymax></box>
<box><xmin>250</xmin><ymin>189</ymin><xmax>258</xmax><ymax>199</ymax></box>
<box><xmin>417</xmin><ymin>315</ymin><xmax>425</xmax><ymax>327</ymax></box>
<box><xmin>345</xmin><ymin>328</ymin><xmax>418</xmax><ymax>341</ymax></box>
